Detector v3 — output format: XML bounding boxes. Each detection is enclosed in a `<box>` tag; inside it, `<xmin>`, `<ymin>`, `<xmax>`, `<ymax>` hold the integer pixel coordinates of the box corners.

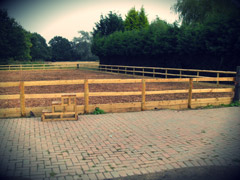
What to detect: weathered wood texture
<box><xmin>0</xmin><ymin>75</ymin><xmax>235</xmax><ymax>118</ymax></box>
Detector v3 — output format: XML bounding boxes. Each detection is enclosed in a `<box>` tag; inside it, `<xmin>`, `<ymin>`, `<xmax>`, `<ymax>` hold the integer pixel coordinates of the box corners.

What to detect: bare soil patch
<box><xmin>0</xmin><ymin>69</ymin><xmax>233</xmax><ymax>108</ymax></box>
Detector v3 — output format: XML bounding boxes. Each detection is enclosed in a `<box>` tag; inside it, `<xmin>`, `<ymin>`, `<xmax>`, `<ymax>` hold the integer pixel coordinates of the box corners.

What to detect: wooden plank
<box><xmin>25</xmin><ymin>93</ymin><xmax>84</xmax><ymax>99</ymax></box>
<box><xmin>84</xmin><ymin>79</ymin><xmax>89</xmax><ymax>113</ymax></box>
<box><xmin>88</xmin><ymin>102</ymin><xmax>141</xmax><ymax>113</ymax></box>
<box><xmin>145</xmin><ymin>99</ymin><xmax>188</xmax><ymax>106</ymax></box>
<box><xmin>99</xmin><ymin>64</ymin><xmax>236</xmax><ymax>74</ymax></box>
<box><xmin>24</xmin><ymin>79</ymin><xmax>84</xmax><ymax>86</ymax></box>
<box><xmin>192</xmin><ymin>88</ymin><xmax>234</xmax><ymax>93</ymax></box>
<box><xmin>89</xmin><ymin>91</ymin><xmax>141</xmax><ymax>96</ymax></box>
<box><xmin>0</xmin><ymin>82</ymin><xmax>19</xmax><ymax>87</ymax></box>
<box><xmin>24</xmin><ymin>105</ymin><xmax>84</xmax><ymax>117</ymax></box>
<box><xmin>20</xmin><ymin>81</ymin><xmax>26</xmax><ymax>117</ymax></box>
<box><xmin>194</xmin><ymin>77</ymin><xmax>235</xmax><ymax>82</ymax></box>
<box><xmin>191</xmin><ymin>97</ymin><xmax>232</xmax><ymax>103</ymax></box>
<box><xmin>191</xmin><ymin>100</ymin><xmax>232</xmax><ymax>108</ymax></box>
<box><xmin>0</xmin><ymin>108</ymin><xmax>20</xmax><ymax>118</ymax></box>
<box><xmin>146</xmin><ymin>89</ymin><xmax>188</xmax><ymax>95</ymax></box>
<box><xmin>88</xmin><ymin>79</ymin><xmax>142</xmax><ymax>84</ymax></box>
<box><xmin>141</xmin><ymin>79</ymin><xmax>146</xmax><ymax>111</ymax></box>
<box><xmin>188</xmin><ymin>78</ymin><xmax>193</xmax><ymax>108</ymax></box>
<box><xmin>145</xmin><ymin>78</ymin><xmax>189</xmax><ymax>83</ymax></box>
<box><xmin>0</xmin><ymin>94</ymin><xmax>20</xmax><ymax>100</ymax></box>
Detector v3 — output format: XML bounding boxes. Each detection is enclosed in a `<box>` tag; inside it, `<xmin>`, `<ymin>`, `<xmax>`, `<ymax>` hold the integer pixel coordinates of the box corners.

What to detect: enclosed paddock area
<box><xmin>0</xmin><ymin>64</ymin><xmax>237</xmax><ymax>118</ymax></box>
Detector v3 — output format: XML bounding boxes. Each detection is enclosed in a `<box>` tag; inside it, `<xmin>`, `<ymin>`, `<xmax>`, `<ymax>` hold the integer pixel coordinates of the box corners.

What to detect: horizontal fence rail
<box><xmin>97</xmin><ymin>64</ymin><xmax>236</xmax><ymax>86</ymax></box>
<box><xmin>0</xmin><ymin>77</ymin><xmax>236</xmax><ymax>118</ymax></box>
<box><xmin>0</xmin><ymin>61</ymin><xmax>99</xmax><ymax>71</ymax></box>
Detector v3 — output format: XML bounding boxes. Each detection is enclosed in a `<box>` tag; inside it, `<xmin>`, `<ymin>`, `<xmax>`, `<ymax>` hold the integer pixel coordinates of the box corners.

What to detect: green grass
<box><xmin>200</xmin><ymin>101</ymin><xmax>240</xmax><ymax>109</ymax></box>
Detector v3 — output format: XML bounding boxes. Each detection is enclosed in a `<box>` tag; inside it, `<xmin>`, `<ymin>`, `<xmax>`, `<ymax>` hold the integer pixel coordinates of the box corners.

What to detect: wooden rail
<box><xmin>98</xmin><ymin>64</ymin><xmax>236</xmax><ymax>86</ymax></box>
<box><xmin>0</xmin><ymin>61</ymin><xmax>99</xmax><ymax>71</ymax></box>
<box><xmin>0</xmin><ymin>77</ymin><xmax>235</xmax><ymax>118</ymax></box>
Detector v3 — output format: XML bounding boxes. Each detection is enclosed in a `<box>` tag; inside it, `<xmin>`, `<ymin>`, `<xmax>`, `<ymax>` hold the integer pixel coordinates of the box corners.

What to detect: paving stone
<box><xmin>0</xmin><ymin>108</ymin><xmax>239</xmax><ymax>180</ymax></box>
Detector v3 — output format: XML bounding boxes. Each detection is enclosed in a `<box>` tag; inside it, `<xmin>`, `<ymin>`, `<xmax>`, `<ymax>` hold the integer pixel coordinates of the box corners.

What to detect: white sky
<box><xmin>1</xmin><ymin>0</ymin><xmax>178</xmax><ymax>43</ymax></box>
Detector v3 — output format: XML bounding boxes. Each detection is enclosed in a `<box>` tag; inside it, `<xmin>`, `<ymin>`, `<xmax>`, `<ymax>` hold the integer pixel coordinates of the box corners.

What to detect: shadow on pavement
<box><xmin>113</xmin><ymin>166</ymin><xmax>240</xmax><ymax>180</ymax></box>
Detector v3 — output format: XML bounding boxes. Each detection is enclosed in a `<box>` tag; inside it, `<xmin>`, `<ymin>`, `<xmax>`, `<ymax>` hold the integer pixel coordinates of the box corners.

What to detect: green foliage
<box><xmin>30</xmin><ymin>33</ymin><xmax>51</xmax><ymax>61</ymax></box>
<box><xmin>124</xmin><ymin>7</ymin><xmax>149</xmax><ymax>30</ymax></box>
<box><xmin>93</xmin><ymin>11</ymin><xmax>124</xmax><ymax>37</ymax></box>
<box><xmin>172</xmin><ymin>0</ymin><xmax>240</xmax><ymax>25</ymax></box>
<box><xmin>0</xmin><ymin>9</ymin><xmax>32</xmax><ymax>64</ymax></box>
<box><xmin>72</xmin><ymin>31</ymin><xmax>98</xmax><ymax>61</ymax></box>
<box><xmin>49</xmin><ymin>36</ymin><xmax>72</xmax><ymax>61</ymax></box>
<box><xmin>92</xmin><ymin>3</ymin><xmax>240</xmax><ymax>70</ymax></box>
<box><xmin>92</xmin><ymin>107</ymin><xmax>105</xmax><ymax>115</ymax></box>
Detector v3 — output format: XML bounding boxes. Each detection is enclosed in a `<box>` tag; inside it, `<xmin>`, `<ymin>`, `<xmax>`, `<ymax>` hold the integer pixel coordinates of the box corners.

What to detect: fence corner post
<box><xmin>233</xmin><ymin>66</ymin><xmax>240</xmax><ymax>102</ymax></box>
<box><xmin>188</xmin><ymin>78</ymin><xmax>193</xmax><ymax>109</ymax></box>
<box><xmin>84</xmin><ymin>79</ymin><xmax>89</xmax><ymax>114</ymax></box>
<box><xmin>20</xmin><ymin>81</ymin><xmax>26</xmax><ymax>117</ymax></box>
<box><xmin>141</xmin><ymin>79</ymin><xmax>146</xmax><ymax>111</ymax></box>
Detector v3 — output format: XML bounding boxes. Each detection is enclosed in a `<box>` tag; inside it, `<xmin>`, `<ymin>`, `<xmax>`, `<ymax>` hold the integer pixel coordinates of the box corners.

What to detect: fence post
<box><xmin>142</xmin><ymin>68</ymin><xmax>144</xmax><ymax>77</ymax></box>
<box><xmin>233</xmin><ymin>66</ymin><xmax>240</xmax><ymax>102</ymax></box>
<box><xmin>84</xmin><ymin>79</ymin><xmax>89</xmax><ymax>113</ymax></box>
<box><xmin>216</xmin><ymin>72</ymin><xmax>219</xmax><ymax>87</ymax></box>
<box><xmin>188</xmin><ymin>78</ymin><xmax>193</xmax><ymax>108</ymax></box>
<box><xmin>141</xmin><ymin>79</ymin><xmax>146</xmax><ymax>111</ymax></box>
<box><xmin>20</xmin><ymin>81</ymin><xmax>26</xmax><ymax>117</ymax></box>
<box><xmin>165</xmin><ymin>69</ymin><xmax>168</xmax><ymax>78</ymax></box>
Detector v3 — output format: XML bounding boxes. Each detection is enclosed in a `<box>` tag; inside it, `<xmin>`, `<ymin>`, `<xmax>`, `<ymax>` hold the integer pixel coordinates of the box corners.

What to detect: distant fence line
<box><xmin>0</xmin><ymin>62</ymin><xmax>237</xmax><ymax>86</ymax></box>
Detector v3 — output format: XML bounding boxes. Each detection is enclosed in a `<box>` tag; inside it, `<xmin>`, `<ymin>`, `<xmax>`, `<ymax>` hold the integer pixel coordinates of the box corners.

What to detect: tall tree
<box><xmin>124</xmin><ymin>7</ymin><xmax>149</xmax><ymax>30</ymax></box>
<box><xmin>49</xmin><ymin>36</ymin><xmax>72</xmax><ymax>61</ymax></box>
<box><xmin>0</xmin><ymin>9</ymin><xmax>32</xmax><ymax>64</ymax></box>
<box><xmin>173</xmin><ymin>0</ymin><xmax>240</xmax><ymax>25</ymax></box>
<box><xmin>93</xmin><ymin>11</ymin><xmax>124</xmax><ymax>37</ymax></box>
<box><xmin>72</xmin><ymin>31</ymin><xmax>98</xmax><ymax>60</ymax></box>
<box><xmin>30</xmin><ymin>33</ymin><xmax>51</xmax><ymax>61</ymax></box>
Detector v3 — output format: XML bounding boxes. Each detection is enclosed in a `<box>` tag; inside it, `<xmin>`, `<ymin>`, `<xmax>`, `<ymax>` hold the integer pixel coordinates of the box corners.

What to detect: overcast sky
<box><xmin>0</xmin><ymin>0</ymin><xmax>178</xmax><ymax>43</ymax></box>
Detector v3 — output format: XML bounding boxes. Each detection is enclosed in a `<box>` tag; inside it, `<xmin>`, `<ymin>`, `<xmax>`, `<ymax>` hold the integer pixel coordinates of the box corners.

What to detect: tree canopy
<box><xmin>93</xmin><ymin>11</ymin><xmax>124</xmax><ymax>37</ymax></box>
<box><xmin>0</xmin><ymin>9</ymin><xmax>32</xmax><ymax>64</ymax></box>
<box><xmin>124</xmin><ymin>7</ymin><xmax>149</xmax><ymax>30</ymax></box>
<box><xmin>30</xmin><ymin>33</ymin><xmax>51</xmax><ymax>61</ymax></box>
<box><xmin>173</xmin><ymin>0</ymin><xmax>240</xmax><ymax>25</ymax></box>
<box><xmin>91</xmin><ymin>4</ymin><xmax>240</xmax><ymax>71</ymax></box>
<box><xmin>49</xmin><ymin>36</ymin><xmax>72</xmax><ymax>61</ymax></box>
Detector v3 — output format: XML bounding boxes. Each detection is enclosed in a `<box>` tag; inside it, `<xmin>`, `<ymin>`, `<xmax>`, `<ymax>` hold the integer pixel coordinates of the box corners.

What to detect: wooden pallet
<box><xmin>41</xmin><ymin>93</ymin><xmax>78</xmax><ymax>122</ymax></box>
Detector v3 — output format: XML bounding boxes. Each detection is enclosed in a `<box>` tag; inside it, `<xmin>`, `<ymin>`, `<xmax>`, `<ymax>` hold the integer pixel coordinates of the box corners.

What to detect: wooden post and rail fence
<box><xmin>0</xmin><ymin>75</ymin><xmax>238</xmax><ymax>118</ymax></box>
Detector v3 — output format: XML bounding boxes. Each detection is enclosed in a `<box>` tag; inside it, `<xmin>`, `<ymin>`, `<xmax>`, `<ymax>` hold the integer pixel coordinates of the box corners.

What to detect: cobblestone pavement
<box><xmin>0</xmin><ymin>107</ymin><xmax>240</xmax><ymax>180</ymax></box>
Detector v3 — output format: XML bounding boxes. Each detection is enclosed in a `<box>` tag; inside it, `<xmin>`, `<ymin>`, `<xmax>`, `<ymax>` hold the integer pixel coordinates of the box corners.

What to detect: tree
<box><xmin>172</xmin><ymin>0</ymin><xmax>240</xmax><ymax>25</ymax></box>
<box><xmin>30</xmin><ymin>33</ymin><xmax>51</xmax><ymax>61</ymax></box>
<box><xmin>49</xmin><ymin>36</ymin><xmax>72</xmax><ymax>61</ymax></box>
<box><xmin>124</xmin><ymin>7</ymin><xmax>149</xmax><ymax>30</ymax></box>
<box><xmin>0</xmin><ymin>9</ymin><xmax>32</xmax><ymax>64</ymax></box>
<box><xmin>93</xmin><ymin>11</ymin><xmax>124</xmax><ymax>37</ymax></box>
<box><xmin>72</xmin><ymin>31</ymin><xmax>98</xmax><ymax>61</ymax></box>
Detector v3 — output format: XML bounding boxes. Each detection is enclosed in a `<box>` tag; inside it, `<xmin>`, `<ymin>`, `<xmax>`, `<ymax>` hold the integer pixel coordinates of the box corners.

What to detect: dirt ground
<box><xmin>0</xmin><ymin>69</ymin><xmax>233</xmax><ymax>108</ymax></box>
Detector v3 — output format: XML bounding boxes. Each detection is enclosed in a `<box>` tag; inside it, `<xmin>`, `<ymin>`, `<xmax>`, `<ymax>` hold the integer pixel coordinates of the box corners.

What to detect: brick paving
<box><xmin>0</xmin><ymin>107</ymin><xmax>240</xmax><ymax>180</ymax></box>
